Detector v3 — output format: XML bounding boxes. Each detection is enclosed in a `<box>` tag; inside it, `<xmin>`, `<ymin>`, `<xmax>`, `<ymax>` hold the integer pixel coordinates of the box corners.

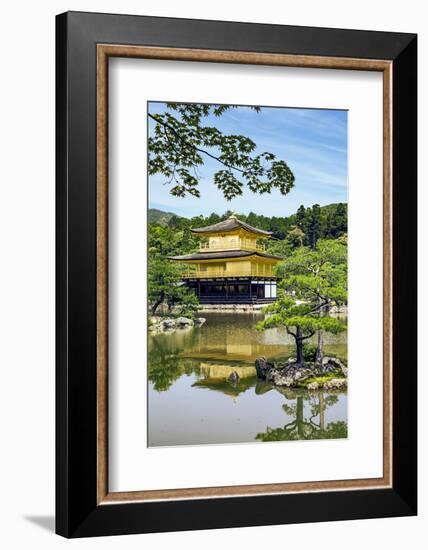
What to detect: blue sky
<box><xmin>148</xmin><ymin>102</ymin><xmax>347</xmax><ymax>218</ymax></box>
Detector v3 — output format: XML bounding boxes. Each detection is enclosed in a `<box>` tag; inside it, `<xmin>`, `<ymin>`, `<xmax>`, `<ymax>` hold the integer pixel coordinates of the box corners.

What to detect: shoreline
<box><xmin>197</xmin><ymin>303</ymin><xmax>268</xmax><ymax>313</ymax></box>
<box><xmin>198</xmin><ymin>303</ymin><xmax>348</xmax><ymax>314</ymax></box>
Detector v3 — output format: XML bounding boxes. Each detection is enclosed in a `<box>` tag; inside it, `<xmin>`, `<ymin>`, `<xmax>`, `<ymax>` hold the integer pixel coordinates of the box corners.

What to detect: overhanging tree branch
<box><xmin>149</xmin><ymin>112</ymin><xmax>246</xmax><ymax>174</ymax></box>
<box><xmin>148</xmin><ymin>104</ymin><xmax>295</xmax><ymax>200</ymax></box>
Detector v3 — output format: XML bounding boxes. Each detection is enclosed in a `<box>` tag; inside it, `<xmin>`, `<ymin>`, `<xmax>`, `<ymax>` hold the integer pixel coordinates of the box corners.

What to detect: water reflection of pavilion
<box><xmin>148</xmin><ymin>312</ymin><xmax>348</xmax><ymax>445</ymax></box>
<box><xmin>183</xmin><ymin>327</ymin><xmax>293</xmax><ymax>363</ymax></box>
<box><xmin>192</xmin><ymin>363</ymin><xmax>257</xmax><ymax>399</ymax></box>
<box><xmin>198</xmin><ymin>363</ymin><xmax>256</xmax><ymax>379</ymax></box>
<box><xmin>184</xmin><ymin>342</ymin><xmax>291</xmax><ymax>362</ymax></box>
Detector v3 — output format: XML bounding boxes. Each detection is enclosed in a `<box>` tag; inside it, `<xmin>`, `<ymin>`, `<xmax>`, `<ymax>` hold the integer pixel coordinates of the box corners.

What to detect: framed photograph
<box><xmin>56</xmin><ymin>11</ymin><xmax>417</xmax><ymax>537</ymax></box>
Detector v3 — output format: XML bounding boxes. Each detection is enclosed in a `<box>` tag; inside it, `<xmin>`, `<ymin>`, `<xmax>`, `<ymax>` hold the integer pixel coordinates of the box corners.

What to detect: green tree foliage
<box><xmin>150</xmin><ymin>202</ymin><xmax>347</xmax><ymax>243</ymax></box>
<box><xmin>148</xmin><ymin>224</ymin><xmax>200</xmax><ymax>315</ymax></box>
<box><xmin>257</xmin><ymin>238</ymin><xmax>347</xmax><ymax>365</ymax></box>
<box><xmin>296</xmin><ymin>204</ymin><xmax>309</xmax><ymax>236</ymax></box>
<box><xmin>148</xmin><ymin>103</ymin><xmax>295</xmax><ymax>200</ymax></box>
<box><xmin>148</xmin><ymin>205</ymin><xmax>348</xmax><ymax>321</ymax></box>
<box><xmin>148</xmin><ymin>258</ymin><xmax>199</xmax><ymax>316</ymax></box>
<box><xmin>327</xmin><ymin>202</ymin><xmax>347</xmax><ymax>238</ymax></box>
<box><xmin>302</xmin><ymin>343</ymin><xmax>318</xmax><ymax>362</ymax></box>
<box><xmin>263</xmin><ymin>225</ymin><xmax>306</xmax><ymax>256</ymax></box>
<box><xmin>264</xmin><ymin>237</ymin><xmax>292</xmax><ymax>258</ymax></box>
<box><xmin>307</xmin><ymin>203</ymin><xmax>323</xmax><ymax>248</ymax></box>
<box><xmin>148</xmin><ymin>257</ymin><xmax>180</xmax><ymax>315</ymax></box>
<box><xmin>147</xmin><ymin>208</ymin><xmax>176</xmax><ymax>224</ymax></box>
<box><xmin>294</xmin><ymin>203</ymin><xmax>348</xmax><ymax>246</ymax></box>
<box><xmin>287</xmin><ymin>225</ymin><xmax>305</xmax><ymax>248</ymax></box>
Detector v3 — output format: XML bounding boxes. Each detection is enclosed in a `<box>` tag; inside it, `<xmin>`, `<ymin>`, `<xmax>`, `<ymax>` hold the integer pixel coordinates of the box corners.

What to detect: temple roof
<box><xmin>191</xmin><ymin>215</ymin><xmax>272</xmax><ymax>236</ymax></box>
<box><xmin>169</xmin><ymin>250</ymin><xmax>282</xmax><ymax>261</ymax></box>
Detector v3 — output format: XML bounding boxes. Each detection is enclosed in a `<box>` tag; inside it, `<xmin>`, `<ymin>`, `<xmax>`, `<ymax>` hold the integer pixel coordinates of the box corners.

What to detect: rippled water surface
<box><xmin>148</xmin><ymin>312</ymin><xmax>347</xmax><ymax>446</ymax></box>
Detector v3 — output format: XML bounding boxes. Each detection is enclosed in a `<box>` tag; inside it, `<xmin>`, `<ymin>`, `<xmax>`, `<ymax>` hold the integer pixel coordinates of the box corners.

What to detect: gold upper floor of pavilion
<box><xmin>198</xmin><ymin>238</ymin><xmax>265</xmax><ymax>253</ymax></box>
<box><xmin>169</xmin><ymin>214</ymin><xmax>282</xmax><ymax>279</ymax></box>
<box><xmin>191</xmin><ymin>214</ymin><xmax>271</xmax><ymax>253</ymax></box>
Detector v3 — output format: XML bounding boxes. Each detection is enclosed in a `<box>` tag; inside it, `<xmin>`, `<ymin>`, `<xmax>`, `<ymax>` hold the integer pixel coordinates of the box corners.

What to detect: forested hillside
<box><xmin>149</xmin><ymin>202</ymin><xmax>347</xmax><ymax>246</ymax></box>
<box><xmin>147</xmin><ymin>208</ymin><xmax>177</xmax><ymax>224</ymax></box>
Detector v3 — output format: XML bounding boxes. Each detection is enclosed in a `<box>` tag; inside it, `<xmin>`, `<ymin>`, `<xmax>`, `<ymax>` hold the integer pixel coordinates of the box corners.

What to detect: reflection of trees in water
<box><xmin>149</xmin><ymin>330</ymin><xmax>260</xmax><ymax>394</ymax></box>
<box><xmin>149</xmin><ymin>343</ymin><xmax>257</xmax><ymax>396</ymax></box>
<box><xmin>148</xmin><ymin>336</ymin><xmax>252</xmax><ymax>393</ymax></box>
<box><xmin>256</xmin><ymin>387</ymin><xmax>347</xmax><ymax>441</ymax></box>
<box><xmin>148</xmin><ymin>338</ymin><xmax>195</xmax><ymax>392</ymax></box>
<box><xmin>148</xmin><ymin>313</ymin><xmax>347</xmax><ymax>394</ymax></box>
<box><xmin>149</xmin><ymin>334</ymin><xmax>347</xmax><ymax>442</ymax></box>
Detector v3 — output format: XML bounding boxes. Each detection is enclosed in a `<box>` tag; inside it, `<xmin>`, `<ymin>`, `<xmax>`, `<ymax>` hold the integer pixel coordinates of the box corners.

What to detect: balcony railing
<box><xmin>182</xmin><ymin>267</ymin><xmax>275</xmax><ymax>279</ymax></box>
<box><xmin>199</xmin><ymin>240</ymin><xmax>265</xmax><ymax>252</ymax></box>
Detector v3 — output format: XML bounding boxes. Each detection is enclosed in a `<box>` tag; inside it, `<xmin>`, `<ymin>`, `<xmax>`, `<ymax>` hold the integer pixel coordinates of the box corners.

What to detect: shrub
<box><xmin>302</xmin><ymin>343</ymin><xmax>318</xmax><ymax>362</ymax></box>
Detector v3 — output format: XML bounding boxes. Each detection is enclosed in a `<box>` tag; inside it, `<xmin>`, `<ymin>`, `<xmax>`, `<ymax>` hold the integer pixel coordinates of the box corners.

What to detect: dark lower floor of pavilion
<box><xmin>184</xmin><ymin>277</ymin><xmax>277</xmax><ymax>304</ymax></box>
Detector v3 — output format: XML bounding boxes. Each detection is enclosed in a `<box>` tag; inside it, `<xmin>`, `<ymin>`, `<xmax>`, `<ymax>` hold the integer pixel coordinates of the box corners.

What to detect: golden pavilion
<box><xmin>169</xmin><ymin>214</ymin><xmax>282</xmax><ymax>304</ymax></box>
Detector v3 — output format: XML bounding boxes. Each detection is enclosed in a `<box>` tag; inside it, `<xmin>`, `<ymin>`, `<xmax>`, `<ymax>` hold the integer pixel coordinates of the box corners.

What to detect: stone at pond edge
<box><xmin>323</xmin><ymin>378</ymin><xmax>347</xmax><ymax>390</ymax></box>
<box><xmin>175</xmin><ymin>316</ymin><xmax>194</xmax><ymax>327</ymax></box>
<box><xmin>149</xmin><ymin>315</ymin><xmax>208</xmax><ymax>333</ymax></box>
<box><xmin>161</xmin><ymin>319</ymin><xmax>176</xmax><ymax>330</ymax></box>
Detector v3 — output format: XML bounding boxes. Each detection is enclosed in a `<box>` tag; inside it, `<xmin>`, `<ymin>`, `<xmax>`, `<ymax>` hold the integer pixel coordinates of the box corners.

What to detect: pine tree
<box><xmin>307</xmin><ymin>204</ymin><xmax>322</xmax><ymax>248</ymax></box>
<box><xmin>296</xmin><ymin>205</ymin><xmax>308</xmax><ymax>234</ymax></box>
<box><xmin>148</xmin><ymin>224</ymin><xmax>199</xmax><ymax>315</ymax></box>
<box><xmin>329</xmin><ymin>203</ymin><xmax>347</xmax><ymax>237</ymax></box>
<box><xmin>257</xmin><ymin>238</ymin><xmax>347</xmax><ymax>365</ymax></box>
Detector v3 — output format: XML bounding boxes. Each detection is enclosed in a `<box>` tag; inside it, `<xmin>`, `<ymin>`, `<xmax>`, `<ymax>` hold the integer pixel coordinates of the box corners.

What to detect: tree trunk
<box><xmin>316</xmin><ymin>302</ymin><xmax>329</xmax><ymax>366</ymax></box>
<box><xmin>151</xmin><ymin>300</ymin><xmax>161</xmax><ymax>316</ymax></box>
<box><xmin>296</xmin><ymin>396</ymin><xmax>304</xmax><ymax>437</ymax></box>
<box><xmin>295</xmin><ymin>326</ymin><xmax>305</xmax><ymax>365</ymax></box>
<box><xmin>151</xmin><ymin>291</ymin><xmax>164</xmax><ymax>316</ymax></box>
<box><xmin>316</xmin><ymin>330</ymin><xmax>324</xmax><ymax>365</ymax></box>
<box><xmin>319</xmin><ymin>393</ymin><xmax>325</xmax><ymax>431</ymax></box>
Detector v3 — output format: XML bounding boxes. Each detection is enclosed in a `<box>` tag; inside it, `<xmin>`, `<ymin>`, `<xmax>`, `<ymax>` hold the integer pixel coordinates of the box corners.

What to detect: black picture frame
<box><xmin>56</xmin><ymin>11</ymin><xmax>417</xmax><ymax>538</ymax></box>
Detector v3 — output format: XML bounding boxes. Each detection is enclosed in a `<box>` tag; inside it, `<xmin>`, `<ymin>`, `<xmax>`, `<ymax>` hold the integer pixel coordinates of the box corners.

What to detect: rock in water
<box><xmin>255</xmin><ymin>357</ymin><xmax>275</xmax><ymax>379</ymax></box>
<box><xmin>194</xmin><ymin>317</ymin><xmax>206</xmax><ymax>326</ymax></box>
<box><xmin>228</xmin><ymin>371</ymin><xmax>240</xmax><ymax>384</ymax></box>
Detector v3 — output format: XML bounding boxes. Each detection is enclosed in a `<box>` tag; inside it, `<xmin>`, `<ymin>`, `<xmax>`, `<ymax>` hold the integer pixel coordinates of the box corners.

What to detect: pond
<box><xmin>148</xmin><ymin>312</ymin><xmax>347</xmax><ymax>446</ymax></box>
